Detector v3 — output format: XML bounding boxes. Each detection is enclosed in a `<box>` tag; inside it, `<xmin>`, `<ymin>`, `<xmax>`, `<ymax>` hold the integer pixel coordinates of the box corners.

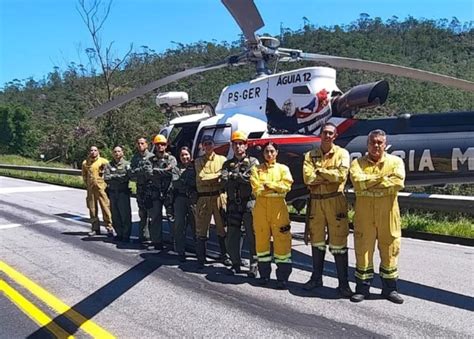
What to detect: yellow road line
<box><xmin>0</xmin><ymin>279</ymin><xmax>74</xmax><ymax>339</ymax></box>
<box><xmin>0</xmin><ymin>261</ymin><xmax>115</xmax><ymax>339</ymax></box>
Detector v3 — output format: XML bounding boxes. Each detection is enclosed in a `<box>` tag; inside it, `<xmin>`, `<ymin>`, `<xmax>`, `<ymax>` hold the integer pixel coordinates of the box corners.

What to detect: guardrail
<box><xmin>0</xmin><ymin>164</ymin><xmax>81</xmax><ymax>176</ymax></box>
<box><xmin>345</xmin><ymin>191</ymin><xmax>474</xmax><ymax>214</ymax></box>
<box><xmin>1</xmin><ymin>163</ymin><xmax>474</xmax><ymax>215</ymax></box>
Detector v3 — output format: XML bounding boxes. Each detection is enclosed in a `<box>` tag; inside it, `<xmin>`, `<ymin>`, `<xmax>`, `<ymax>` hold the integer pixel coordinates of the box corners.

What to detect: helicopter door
<box><xmin>194</xmin><ymin>124</ymin><xmax>232</xmax><ymax>159</ymax></box>
<box><xmin>160</xmin><ymin>122</ymin><xmax>200</xmax><ymax>158</ymax></box>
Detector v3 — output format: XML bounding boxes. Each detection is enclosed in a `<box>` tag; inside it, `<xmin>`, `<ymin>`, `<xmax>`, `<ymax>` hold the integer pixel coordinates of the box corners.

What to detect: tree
<box><xmin>77</xmin><ymin>0</ymin><xmax>132</xmax><ymax>102</ymax></box>
<box><xmin>0</xmin><ymin>104</ymin><xmax>32</xmax><ymax>155</ymax></box>
<box><xmin>77</xmin><ymin>0</ymin><xmax>134</xmax><ymax>147</ymax></box>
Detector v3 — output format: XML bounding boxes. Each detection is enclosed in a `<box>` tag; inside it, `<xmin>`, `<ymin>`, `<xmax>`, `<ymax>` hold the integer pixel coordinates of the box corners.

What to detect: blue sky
<box><xmin>0</xmin><ymin>0</ymin><xmax>473</xmax><ymax>87</ymax></box>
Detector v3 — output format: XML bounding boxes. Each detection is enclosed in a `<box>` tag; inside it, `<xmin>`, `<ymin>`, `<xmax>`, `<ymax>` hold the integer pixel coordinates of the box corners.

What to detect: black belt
<box><xmin>310</xmin><ymin>192</ymin><xmax>343</xmax><ymax>200</ymax></box>
<box><xmin>197</xmin><ymin>191</ymin><xmax>220</xmax><ymax>197</ymax></box>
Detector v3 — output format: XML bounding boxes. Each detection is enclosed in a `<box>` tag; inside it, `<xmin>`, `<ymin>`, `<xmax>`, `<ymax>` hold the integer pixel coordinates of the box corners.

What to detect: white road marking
<box><xmin>0</xmin><ymin>224</ymin><xmax>22</xmax><ymax>229</ymax></box>
<box><xmin>0</xmin><ymin>186</ymin><xmax>73</xmax><ymax>194</ymax></box>
<box><xmin>33</xmin><ymin>219</ymin><xmax>58</xmax><ymax>225</ymax></box>
<box><xmin>0</xmin><ymin>219</ymin><xmax>58</xmax><ymax>230</ymax></box>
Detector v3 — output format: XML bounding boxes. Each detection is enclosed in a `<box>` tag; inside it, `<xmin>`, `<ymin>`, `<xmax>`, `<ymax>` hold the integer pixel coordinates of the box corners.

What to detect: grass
<box><xmin>0</xmin><ymin>155</ymin><xmax>85</xmax><ymax>188</ymax></box>
<box><xmin>1</xmin><ymin>154</ymin><xmax>472</xmax><ymax>238</ymax></box>
<box><xmin>289</xmin><ymin>205</ymin><xmax>473</xmax><ymax>239</ymax></box>
<box><xmin>402</xmin><ymin>211</ymin><xmax>473</xmax><ymax>238</ymax></box>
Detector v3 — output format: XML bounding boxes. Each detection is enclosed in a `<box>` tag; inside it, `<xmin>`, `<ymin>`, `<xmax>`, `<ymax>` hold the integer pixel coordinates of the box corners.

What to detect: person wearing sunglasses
<box><xmin>194</xmin><ymin>135</ymin><xmax>230</xmax><ymax>269</ymax></box>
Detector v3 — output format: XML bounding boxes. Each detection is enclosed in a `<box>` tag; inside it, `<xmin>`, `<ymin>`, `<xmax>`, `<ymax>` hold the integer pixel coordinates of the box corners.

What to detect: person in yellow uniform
<box><xmin>250</xmin><ymin>142</ymin><xmax>294</xmax><ymax>289</ymax></box>
<box><xmin>81</xmin><ymin>145</ymin><xmax>114</xmax><ymax>236</ymax></box>
<box><xmin>302</xmin><ymin>122</ymin><xmax>352</xmax><ymax>297</ymax></box>
<box><xmin>194</xmin><ymin>135</ymin><xmax>230</xmax><ymax>269</ymax></box>
<box><xmin>349</xmin><ymin>129</ymin><xmax>406</xmax><ymax>304</ymax></box>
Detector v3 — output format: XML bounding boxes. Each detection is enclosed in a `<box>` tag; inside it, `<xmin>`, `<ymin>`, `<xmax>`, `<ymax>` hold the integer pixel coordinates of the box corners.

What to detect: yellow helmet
<box><xmin>231</xmin><ymin>130</ymin><xmax>247</xmax><ymax>142</ymax></box>
<box><xmin>153</xmin><ymin>134</ymin><xmax>167</xmax><ymax>144</ymax></box>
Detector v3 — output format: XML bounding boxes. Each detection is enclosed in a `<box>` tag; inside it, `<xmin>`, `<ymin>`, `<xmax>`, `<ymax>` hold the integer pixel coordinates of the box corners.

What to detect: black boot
<box><xmin>276</xmin><ymin>262</ymin><xmax>292</xmax><ymax>289</ymax></box>
<box><xmin>381</xmin><ymin>277</ymin><xmax>404</xmax><ymax>304</ymax></box>
<box><xmin>248</xmin><ymin>262</ymin><xmax>258</xmax><ymax>278</ymax></box>
<box><xmin>303</xmin><ymin>247</ymin><xmax>325</xmax><ymax>291</ymax></box>
<box><xmin>350</xmin><ymin>277</ymin><xmax>371</xmax><ymax>303</ymax></box>
<box><xmin>218</xmin><ymin>236</ymin><xmax>232</xmax><ymax>266</ymax></box>
<box><xmin>257</xmin><ymin>262</ymin><xmax>271</xmax><ymax>285</ymax></box>
<box><xmin>334</xmin><ymin>252</ymin><xmax>353</xmax><ymax>298</ymax></box>
<box><xmin>196</xmin><ymin>237</ymin><xmax>207</xmax><ymax>269</ymax></box>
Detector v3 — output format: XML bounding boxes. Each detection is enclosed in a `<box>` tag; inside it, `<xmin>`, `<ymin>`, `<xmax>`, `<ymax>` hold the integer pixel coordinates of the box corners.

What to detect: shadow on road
<box><xmin>51</xmin><ymin>210</ymin><xmax>474</xmax><ymax>313</ymax></box>
<box><xmin>28</xmin><ymin>253</ymin><xmax>167</xmax><ymax>338</ymax></box>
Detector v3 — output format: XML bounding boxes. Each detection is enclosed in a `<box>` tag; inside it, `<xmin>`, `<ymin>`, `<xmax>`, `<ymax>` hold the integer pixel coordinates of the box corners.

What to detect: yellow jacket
<box><xmin>303</xmin><ymin>145</ymin><xmax>349</xmax><ymax>194</ymax></box>
<box><xmin>250</xmin><ymin>161</ymin><xmax>293</xmax><ymax>198</ymax></box>
<box><xmin>195</xmin><ymin>152</ymin><xmax>227</xmax><ymax>193</ymax></box>
<box><xmin>350</xmin><ymin>153</ymin><xmax>405</xmax><ymax>197</ymax></box>
<box><xmin>82</xmin><ymin>156</ymin><xmax>109</xmax><ymax>189</ymax></box>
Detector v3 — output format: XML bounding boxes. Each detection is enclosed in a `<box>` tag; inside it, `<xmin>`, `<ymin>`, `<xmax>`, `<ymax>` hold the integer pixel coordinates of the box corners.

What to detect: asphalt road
<box><xmin>0</xmin><ymin>176</ymin><xmax>473</xmax><ymax>338</ymax></box>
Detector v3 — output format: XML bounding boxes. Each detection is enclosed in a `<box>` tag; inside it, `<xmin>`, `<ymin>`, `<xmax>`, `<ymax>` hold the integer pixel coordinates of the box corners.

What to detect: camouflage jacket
<box><xmin>221</xmin><ymin>155</ymin><xmax>259</xmax><ymax>202</ymax></box>
<box><xmin>129</xmin><ymin>149</ymin><xmax>153</xmax><ymax>186</ymax></box>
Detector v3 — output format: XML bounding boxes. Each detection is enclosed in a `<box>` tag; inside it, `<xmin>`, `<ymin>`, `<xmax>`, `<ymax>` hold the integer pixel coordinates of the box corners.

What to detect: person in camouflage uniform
<box><xmin>148</xmin><ymin>134</ymin><xmax>178</xmax><ymax>250</ymax></box>
<box><xmin>104</xmin><ymin>145</ymin><xmax>132</xmax><ymax>242</ymax></box>
<box><xmin>221</xmin><ymin>131</ymin><xmax>259</xmax><ymax>277</ymax></box>
<box><xmin>172</xmin><ymin>146</ymin><xmax>197</xmax><ymax>262</ymax></box>
<box><xmin>129</xmin><ymin>137</ymin><xmax>153</xmax><ymax>245</ymax></box>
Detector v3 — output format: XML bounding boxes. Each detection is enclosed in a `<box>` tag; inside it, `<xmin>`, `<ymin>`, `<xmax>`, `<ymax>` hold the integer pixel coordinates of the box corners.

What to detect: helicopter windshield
<box><xmin>195</xmin><ymin>124</ymin><xmax>232</xmax><ymax>158</ymax></box>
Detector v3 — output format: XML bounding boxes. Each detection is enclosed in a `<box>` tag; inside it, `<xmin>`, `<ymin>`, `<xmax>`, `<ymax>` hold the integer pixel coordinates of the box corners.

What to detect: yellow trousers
<box><xmin>308</xmin><ymin>194</ymin><xmax>349</xmax><ymax>254</ymax></box>
<box><xmin>353</xmin><ymin>195</ymin><xmax>401</xmax><ymax>281</ymax></box>
<box><xmin>253</xmin><ymin>197</ymin><xmax>292</xmax><ymax>264</ymax></box>
<box><xmin>86</xmin><ymin>185</ymin><xmax>112</xmax><ymax>231</ymax></box>
<box><xmin>195</xmin><ymin>195</ymin><xmax>226</xmax><ymax>238</ymax></box>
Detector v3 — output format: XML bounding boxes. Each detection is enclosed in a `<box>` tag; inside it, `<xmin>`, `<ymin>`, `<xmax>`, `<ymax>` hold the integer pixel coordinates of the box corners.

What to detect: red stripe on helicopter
<box><xmin>241</xmin><ymin>119</ymin><xmax>356</xmax><ymax>147</ymax></box>
<box><xmin>336</xmin><ymin>118</ymin><xmax>357</xmax><ymax>135</ymax></box>
<box><xmin>248</xmin><ymin>136</ymin><xmax>321</xmax><ymax>146</ymax></box>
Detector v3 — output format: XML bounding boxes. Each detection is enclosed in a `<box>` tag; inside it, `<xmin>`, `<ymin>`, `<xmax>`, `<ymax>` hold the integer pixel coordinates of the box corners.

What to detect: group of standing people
<box><xmin>81</xmin><ymin>123</ymin><xmax>405</xmax><ymax>304</ymax></box>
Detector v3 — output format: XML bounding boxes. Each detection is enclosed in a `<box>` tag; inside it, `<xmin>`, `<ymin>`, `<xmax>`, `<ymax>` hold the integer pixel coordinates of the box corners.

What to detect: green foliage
<box><xmin>0</xmin><ymin>169</ymin><xmax>85</xmax><ymax>189</ymax></box>
<box><xmin>402</xmin><ymin>211</ymin><xmax>474</xmax><ymax>238</ymax></box>
<box><xmin>0</xmin><ymin>104</ymin><xmax>33</xmax><ymax>156</ymax></box>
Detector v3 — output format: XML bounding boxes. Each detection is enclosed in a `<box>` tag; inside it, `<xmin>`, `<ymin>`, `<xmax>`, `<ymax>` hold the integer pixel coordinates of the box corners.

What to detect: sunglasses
<box><xmin>155</xmin><ymin>143</ymin><xmax>167</xmax><ymax>146</ymax></box>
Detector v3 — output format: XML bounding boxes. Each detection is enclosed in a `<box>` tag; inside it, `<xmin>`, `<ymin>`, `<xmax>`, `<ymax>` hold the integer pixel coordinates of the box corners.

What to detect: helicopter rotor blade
<box><xmin>297</xmin><ymin>52</ymin><xmax>474</xmax><ymax>93</ymax></box>
<box><xmin>222</xmin><ymin>0</ymin><xmax>264</xmax><ymax>44</ymax></box>
<box><xmin>87</xmin><ymin>61</ymin><xmax>230</xmax><ymax>118</ymax></box>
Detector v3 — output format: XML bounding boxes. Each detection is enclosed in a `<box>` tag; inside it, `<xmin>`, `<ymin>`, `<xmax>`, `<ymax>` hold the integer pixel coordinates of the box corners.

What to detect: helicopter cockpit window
<box><xmin>292</xmin><ymin>85</ymin><xmax>311</xmax><ymax>94</ymax></box>
<box><xmin>164</xmin><ymin>123</ymin><xmax>200</xmax><ymax>158</ymax></box>
<box><xmin>196</xmin><ymin>125</ymin><xmax>231</xmax><ymax>158</ymax></box>
<box><xmin>159</xmin><ymin>128</ymin><xmax>169</xmax><ymax>138</ymax></box>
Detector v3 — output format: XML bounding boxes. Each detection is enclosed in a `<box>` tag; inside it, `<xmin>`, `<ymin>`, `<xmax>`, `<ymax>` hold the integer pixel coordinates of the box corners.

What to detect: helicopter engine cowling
<box><xmin>331</xmin><ymin>80</ymin><xmax>389</xmax><ymax>117</ymax></box>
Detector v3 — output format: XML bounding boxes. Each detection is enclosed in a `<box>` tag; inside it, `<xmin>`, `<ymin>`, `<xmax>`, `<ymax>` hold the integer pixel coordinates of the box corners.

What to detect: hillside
<box><xmin>1</xmin><ymin>16</ymin><xmax>473</xmax><ymax>166</ymax></box>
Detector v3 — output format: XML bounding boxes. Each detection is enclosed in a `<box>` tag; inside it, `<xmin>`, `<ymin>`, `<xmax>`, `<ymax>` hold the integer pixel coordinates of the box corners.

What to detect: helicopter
<box><xmin>87</xmin><ymin>0</ymin><xmax>474</xmax><ymax>208</ymax></box>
